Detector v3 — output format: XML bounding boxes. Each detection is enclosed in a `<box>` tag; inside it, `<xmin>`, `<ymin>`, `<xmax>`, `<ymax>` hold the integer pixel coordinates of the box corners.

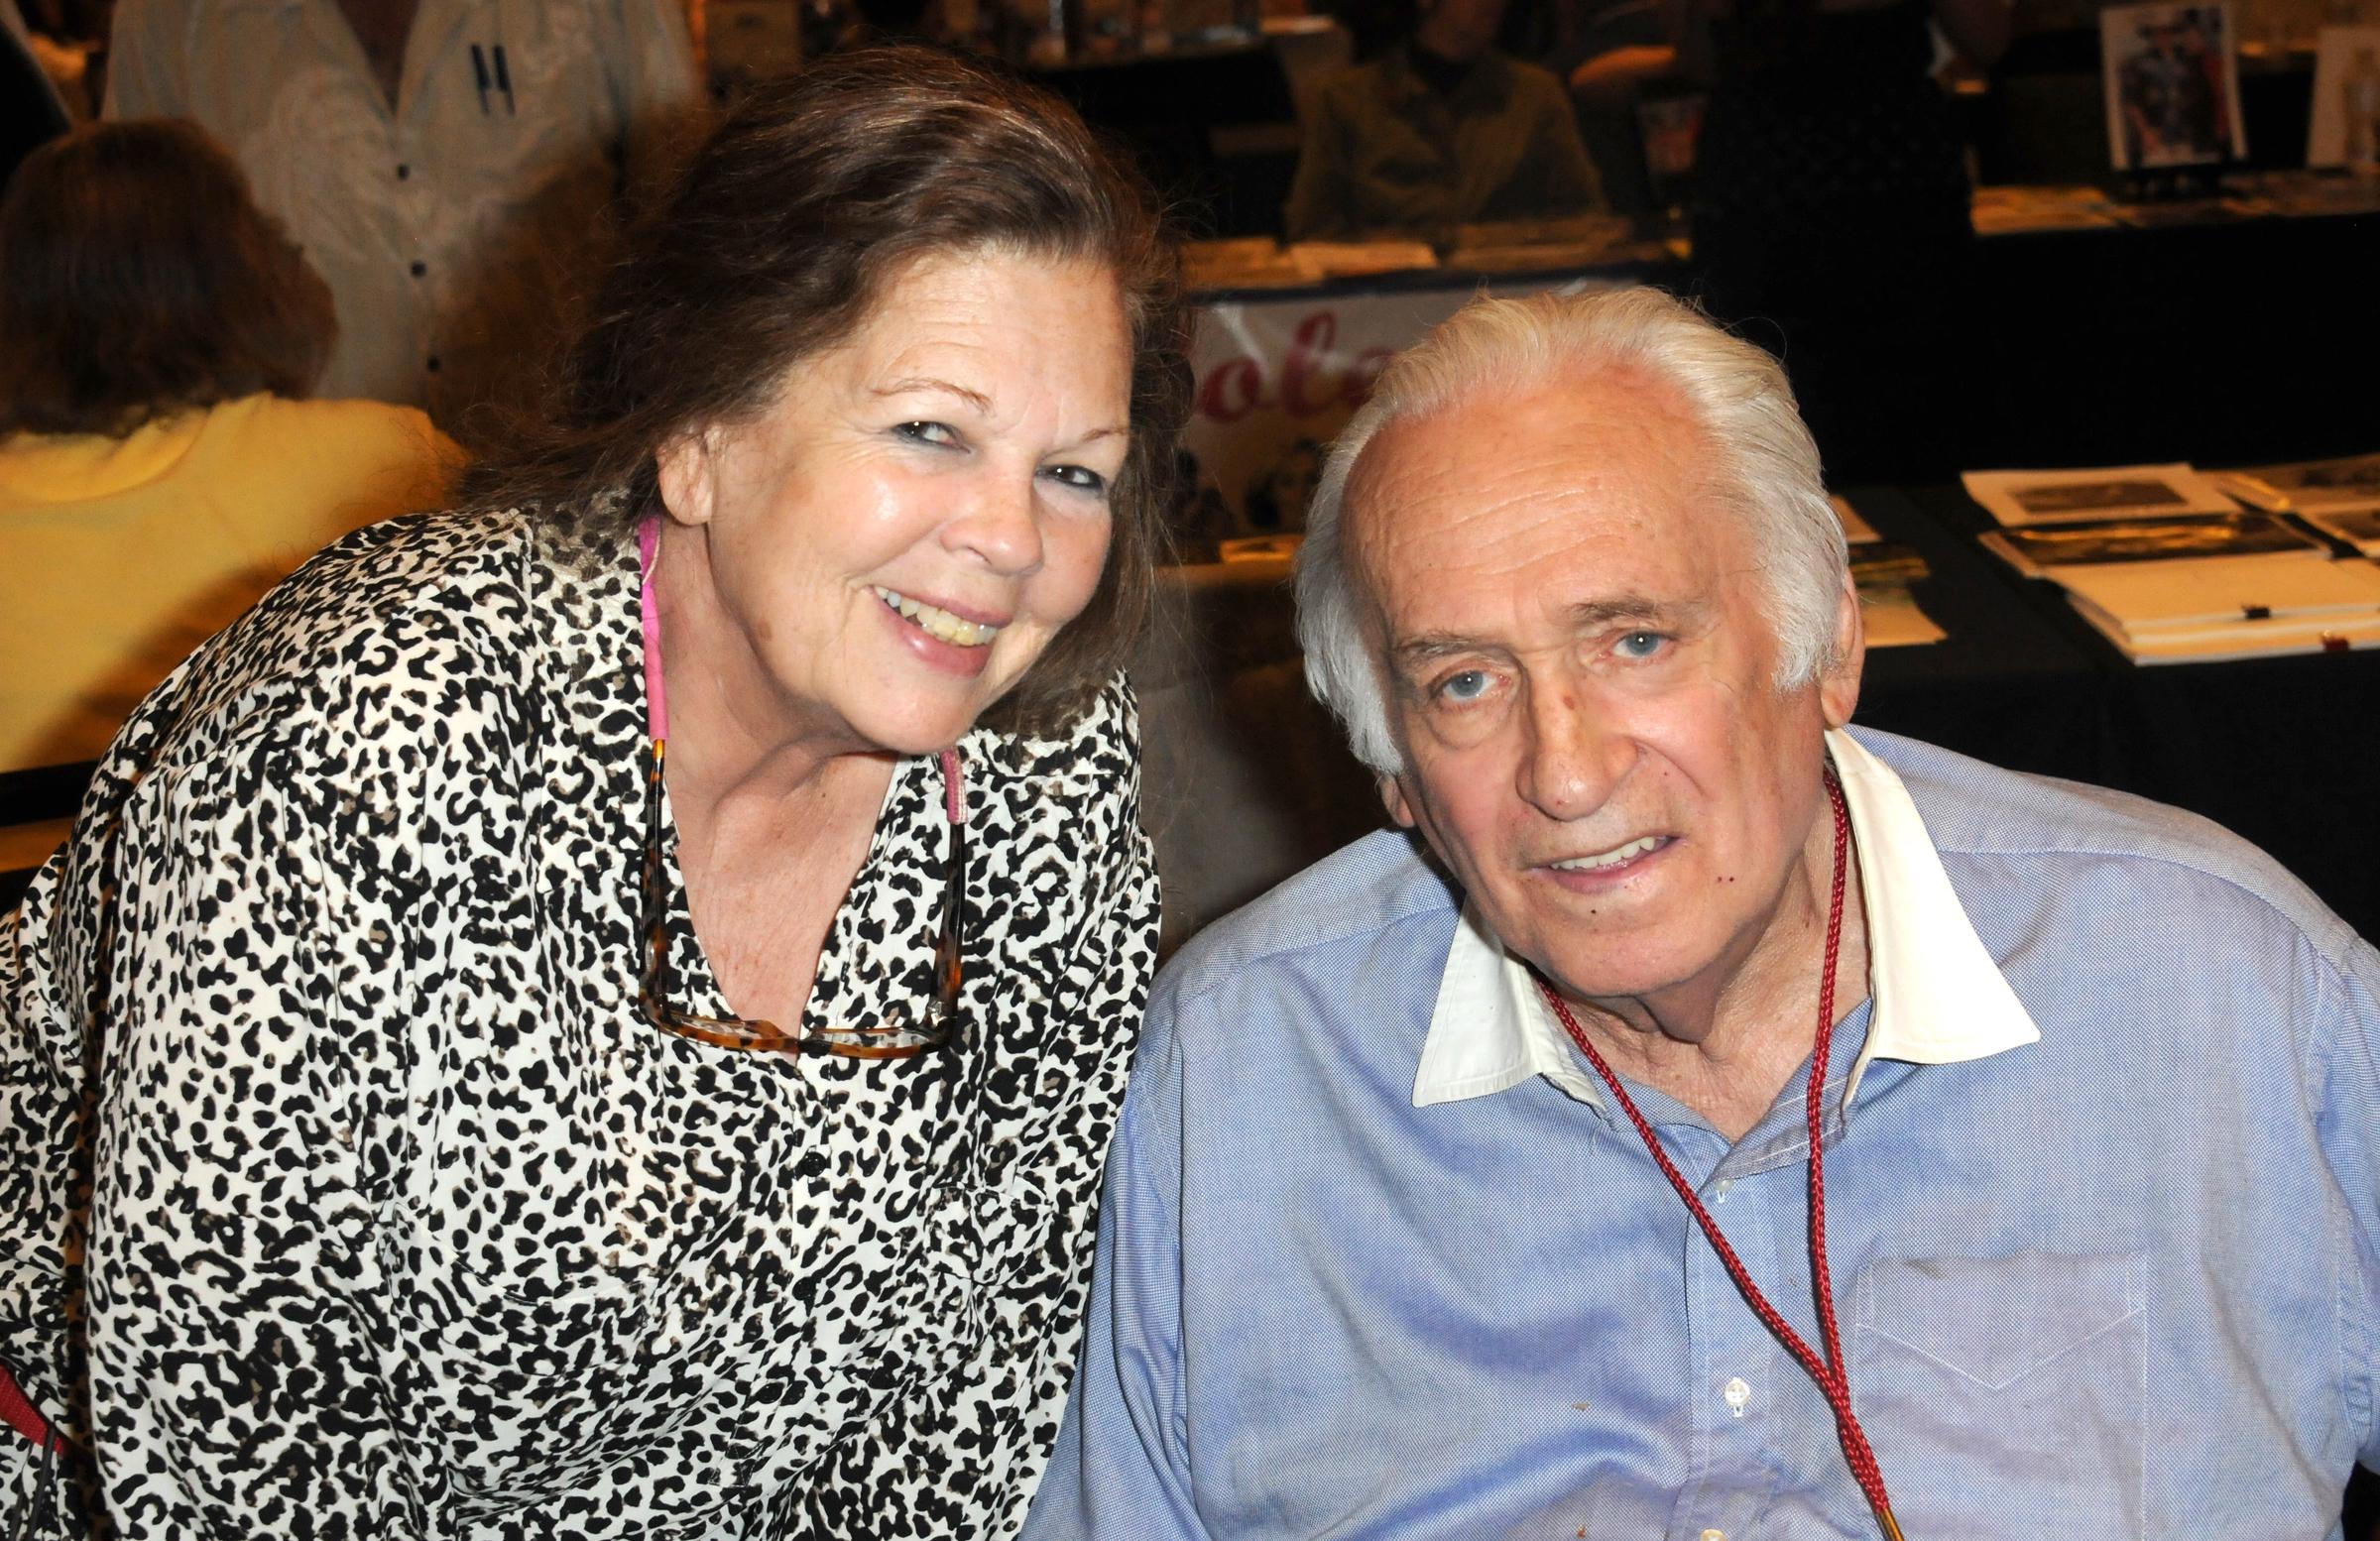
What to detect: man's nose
<box><xmin>1516</xmin><ymin>682</ymin><xmax>1632</xmax><ymax>822</ymax></box>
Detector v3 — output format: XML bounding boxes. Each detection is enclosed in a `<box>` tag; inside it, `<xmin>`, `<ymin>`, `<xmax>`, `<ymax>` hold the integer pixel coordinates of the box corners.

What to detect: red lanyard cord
<box><xmin>1534</xmin><ymin>770</ymin><xmax>1903</xmax><ymax>1541</ymax></box>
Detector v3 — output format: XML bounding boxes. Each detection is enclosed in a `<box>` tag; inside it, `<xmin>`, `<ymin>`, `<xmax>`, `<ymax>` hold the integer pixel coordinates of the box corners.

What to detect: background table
<box><xmin>1139</xmin><ymin>485</ymin><xmax>2380</xmax><ymax>949</ymax></box>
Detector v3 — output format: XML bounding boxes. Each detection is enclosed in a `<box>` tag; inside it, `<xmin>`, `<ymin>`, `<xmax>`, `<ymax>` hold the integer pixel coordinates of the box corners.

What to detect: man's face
<box><xmin>1352</xmin><ymin>374</ymin><xmax>1861</xmax><ymax>1027</ymax></box>
<box><xmin>1417</xmin><ymin>0</ymin><xmax>1509</xmax><ymax>62</ymax></box>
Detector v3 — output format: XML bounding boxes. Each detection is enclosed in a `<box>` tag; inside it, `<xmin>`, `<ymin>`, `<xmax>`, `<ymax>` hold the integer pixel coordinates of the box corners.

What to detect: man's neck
<box><xmin>1554</xmin><ymin>836</ymin><xmax>1870</xmax><ymax>1142</ymax></box>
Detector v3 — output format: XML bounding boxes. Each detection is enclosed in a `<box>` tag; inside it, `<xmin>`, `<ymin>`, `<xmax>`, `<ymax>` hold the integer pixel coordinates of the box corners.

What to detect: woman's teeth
<box><xmin>874</xmin><ymin>587</ymin><xmax>1000</xmax><ymax>647</ymax></box>
<box><xmin>1552</xmin><ymin>835</ymin><xmax>1664</xmax><ymax>873</ymax></box>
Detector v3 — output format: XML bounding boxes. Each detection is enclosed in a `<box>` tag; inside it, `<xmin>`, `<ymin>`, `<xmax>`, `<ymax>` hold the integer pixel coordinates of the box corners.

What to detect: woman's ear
<box><xmin>654</xmin><ymin>429</ymin><xmax>720</xmax><ymax>527</ymax></box>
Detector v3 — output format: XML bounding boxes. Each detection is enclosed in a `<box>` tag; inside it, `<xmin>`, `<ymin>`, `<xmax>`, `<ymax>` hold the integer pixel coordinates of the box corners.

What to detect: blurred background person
<box><xmin>0</xmin><ymin>48</ymin><xmax>1181</xmax><ymax>1541</ymax></box>
<box><xmin>1285</xmin><ymin>0</ymin><xmax>1606</xmax><ymax>240</ymax></box>
<box><xmin>1677</xmin><ymin>0</ymin><xmax>2009</xmax><ymax>480</ymax></box>
<box><xmin>102</xmin><ymin>0</ymin><xmax>699</xmax><ymax>441</ymax></box>
<box><xmin>0</xmin><ymin>118</ymin><xmax>458</xmax><ymax>780</ymax></box>
<box><xmin>0</xmin><ymin>0</ymin><xmax>71</xmax><ymax>191</ymax></box>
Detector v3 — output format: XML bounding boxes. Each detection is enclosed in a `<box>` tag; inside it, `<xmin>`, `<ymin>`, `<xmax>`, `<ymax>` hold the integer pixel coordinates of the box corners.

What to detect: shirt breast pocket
<box><xmin>1853</xmin><ymin>1250</ymin><xmax>2146</xmax><ymax>1540</ymax></box>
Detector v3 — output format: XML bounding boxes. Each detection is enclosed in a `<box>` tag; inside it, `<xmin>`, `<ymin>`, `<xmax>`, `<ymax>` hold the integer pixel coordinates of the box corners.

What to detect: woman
<box><xmin>0</xmin><ymin>119</ymin><xmax>459</xmax><ymax>777</ymax></box>
<box><xmin>0</xmin><ymin>47</ymin><xmax>1185</xmax><ymax>1539</ymax></box>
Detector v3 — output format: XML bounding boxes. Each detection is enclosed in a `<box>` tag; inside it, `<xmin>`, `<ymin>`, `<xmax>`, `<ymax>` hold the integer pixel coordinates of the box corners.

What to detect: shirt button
<box><xmin>796</xmin><ymin>1151</ymin><xmax>828</xmax><ymax>1179</ymax></box>
<box><xmin>1701</xmin><ymin>1530</ymin><xmax>1726</xmax><ymax>1541</ymax></box>
<box><xmin>410</xmin><ymin>260</ymin><xmax>426</xmax><ymax>277</ymax></box>
<box><xmin>396</xmin><ymin>162</ymin><xmax>411</xmax><ymax>178</ymax></box>
<box><xmin>1713</xmin><ymin>1178</ymin><xmax>1733</xmax><ymax>1202</ymax></box>
<box><xmin>425</xmin><ymin>355</ymin><xmax>442</xmax><ymax>373</ymax></box>
<box><xmin>1723</xmin><ymin>1376</ymin><xmax>1751</xmax><ymax>1416</ymax></box>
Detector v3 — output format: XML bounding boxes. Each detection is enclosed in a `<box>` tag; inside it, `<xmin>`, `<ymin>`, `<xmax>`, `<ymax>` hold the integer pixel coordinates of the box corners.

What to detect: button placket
<box><xmin>1671</xmin><ymin>1152</ymin><xmax>1785</xmax><ymax>1541</ymax></box>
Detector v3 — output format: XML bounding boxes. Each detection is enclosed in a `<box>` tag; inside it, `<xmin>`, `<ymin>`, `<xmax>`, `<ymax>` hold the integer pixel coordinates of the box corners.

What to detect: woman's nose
<box><xmin>945</xmin><ymin>468</ymin><xmax>1045</xmax><ymax>576</ymax></box>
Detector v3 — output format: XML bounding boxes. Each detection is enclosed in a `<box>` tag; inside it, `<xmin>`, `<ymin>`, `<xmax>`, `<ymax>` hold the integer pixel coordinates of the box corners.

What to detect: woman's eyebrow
<box><xmin>873</xmin><ymin>376</ymin><xmax>992</xmax><ymax>412</ymax></box>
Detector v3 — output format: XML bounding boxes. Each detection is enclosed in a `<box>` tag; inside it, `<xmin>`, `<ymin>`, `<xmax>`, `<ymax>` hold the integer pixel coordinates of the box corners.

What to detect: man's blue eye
<box><xmin>1616</xmin><ymin>631</ymin><xmax>1666</xmax><ymax>659</ymax></box>
<box><xmin>1438</xmin><ymin>669</ymin><xmax>1491</xmax><ymax>702</ymax></box>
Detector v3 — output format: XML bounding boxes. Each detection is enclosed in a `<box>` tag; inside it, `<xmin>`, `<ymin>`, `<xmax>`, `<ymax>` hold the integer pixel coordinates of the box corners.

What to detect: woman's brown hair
<box><xmin>459</xmin><ymin>45</ymin><xmax>1191</xmax><ymax>740</ymax></box>
<box><xmin>0</xmin><ymin>118</ymin><xmax>335</xmax><ymax>437</ymax></box>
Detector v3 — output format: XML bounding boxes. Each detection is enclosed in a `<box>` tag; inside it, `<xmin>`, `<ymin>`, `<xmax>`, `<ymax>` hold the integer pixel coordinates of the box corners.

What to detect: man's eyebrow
<box><xmin>1568</xmin><ymin>594</ymin><xmax>1705</xmax><ymax>629</ymax></box>
<box><xmin>1387</xmin><ymin>594</ymin><xmax>1708</xmax><ymax>672</ymax></box>
<box><xmin>872</xmin><ymin>376</ymin><xmax>992</xmax><ymax>413</ymax></box>
<box><xmin>1389</xmin><ymin>633</ymin><xmax>1496</xmax><ymax>670</ymax></box>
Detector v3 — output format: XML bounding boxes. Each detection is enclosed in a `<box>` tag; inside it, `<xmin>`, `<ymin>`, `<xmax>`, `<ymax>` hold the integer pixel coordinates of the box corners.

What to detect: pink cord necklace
<box><xmin>1533</xmin><ymin>770</ymin><xmax>1902</xmax><ymax>1541</ymax></box>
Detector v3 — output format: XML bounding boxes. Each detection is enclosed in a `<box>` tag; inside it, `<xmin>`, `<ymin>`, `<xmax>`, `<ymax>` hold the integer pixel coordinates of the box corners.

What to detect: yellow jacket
<box><xmin>0</xmin><ymin>393</ymin><xmax>460</xmax><ymax>772</ymax></box>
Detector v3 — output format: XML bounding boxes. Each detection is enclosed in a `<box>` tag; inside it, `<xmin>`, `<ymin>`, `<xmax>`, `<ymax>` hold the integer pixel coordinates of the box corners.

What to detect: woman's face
<box><xmin>657</xmin><ymin>246</ymin><xmax>1132</xmax><ymax>758</ymax></box>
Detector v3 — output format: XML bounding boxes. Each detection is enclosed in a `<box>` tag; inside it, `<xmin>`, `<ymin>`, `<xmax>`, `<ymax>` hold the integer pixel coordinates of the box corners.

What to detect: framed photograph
<box><xmin>2216</xmin><ymin>453</ymin><xmax>2380</xmax><ymax>514</ymax></box>
<box><xmin>2306</xmin><ymin>509</ymin><xmax>2380</xmax><ymax>554</ymax></box>
<box><xmin>1961</xmin><ymin>463</ymin><xmax>2240</xmax><ymax>527</ymax></box>
<box><xmin>2308</xmin><ymin>27</ymin><xmax>2380</xmax><ymax>169</ymax></box>
<box><xmin>1634</xmin><ymin>93</ymin><xmax>1707</xmax><ymax>211</ymax></box>
<box><xmin>2101</xmin><ymin>2</ymin><xmax>2248</xmax><ymax>170</ymax></box>
<box><xmin>1980</xmin><ymin>514</ymin><xmax>2327</xmax><ymax>578</ymax></box>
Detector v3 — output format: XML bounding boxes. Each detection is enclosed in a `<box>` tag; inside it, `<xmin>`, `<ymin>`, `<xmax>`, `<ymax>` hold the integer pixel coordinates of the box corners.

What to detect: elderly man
<box><xmin>1022</xmin><ymin>289</ymin><xmax>2380</xmax><ymax>1539</ymax></box>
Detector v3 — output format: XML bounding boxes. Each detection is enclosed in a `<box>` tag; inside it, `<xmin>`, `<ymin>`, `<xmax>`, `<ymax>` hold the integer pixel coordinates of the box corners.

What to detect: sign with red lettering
<box><xmin>1182</xmin><ymin>276</ymin><xmax>1634</xmax><ymax>544</ymax></box>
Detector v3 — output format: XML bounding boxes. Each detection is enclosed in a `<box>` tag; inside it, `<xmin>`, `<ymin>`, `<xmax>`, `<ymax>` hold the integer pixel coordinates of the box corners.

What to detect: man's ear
<box><xmin>1819</xmin><ymin>567</ymin><xmax>1865</xmax><ymax>730</ymax></box>
<box><xmin>654</xmin><ymin>428</ymin><xmax>721</xmax><ymax>528</ymax></box>
<box><xmin>1380</xmin><ymin>773</ymin><xmax>1419</xmax><ymax>830</ymax></box>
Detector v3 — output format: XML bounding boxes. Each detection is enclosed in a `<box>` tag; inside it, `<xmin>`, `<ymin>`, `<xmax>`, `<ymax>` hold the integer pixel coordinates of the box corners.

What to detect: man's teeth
<box><xmin>874</xmin><ymin>587</ymin><xmax>1000</xmax><ymax>647</ymax></box>
<box><xmin>1552</xmin><ymin>836</ymin><xmax>1663</xmax><ymax>873</ymax></box>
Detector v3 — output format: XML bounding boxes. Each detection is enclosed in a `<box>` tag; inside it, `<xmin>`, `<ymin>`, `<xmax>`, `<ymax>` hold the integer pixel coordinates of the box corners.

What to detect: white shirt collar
<box><xmin>1412</xmin><ymin>729</ymin><xmax>2041</xmax><ymax>1112</ymax></box>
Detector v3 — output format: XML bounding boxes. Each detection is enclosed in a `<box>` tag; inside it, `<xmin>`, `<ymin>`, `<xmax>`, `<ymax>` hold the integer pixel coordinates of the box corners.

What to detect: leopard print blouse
<box><xmin>0</xmin><ymin>510</ymin><xmax>1160</xmax><ymax>1539</ymax></box>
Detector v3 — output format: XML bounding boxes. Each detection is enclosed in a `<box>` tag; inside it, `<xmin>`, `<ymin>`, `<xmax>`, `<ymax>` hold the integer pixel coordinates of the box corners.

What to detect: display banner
<box><xmin>1181</xmin><ymin>274</ymin><xmax>1635</xmax><ymax>542</ymax></box>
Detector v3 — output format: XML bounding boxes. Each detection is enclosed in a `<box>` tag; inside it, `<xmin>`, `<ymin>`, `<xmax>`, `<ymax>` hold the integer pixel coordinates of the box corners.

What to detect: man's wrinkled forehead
<box><xmin>1341</xmin><ymin>371</ymin><xmax>1707</xmax><ymax>611</ymax></box>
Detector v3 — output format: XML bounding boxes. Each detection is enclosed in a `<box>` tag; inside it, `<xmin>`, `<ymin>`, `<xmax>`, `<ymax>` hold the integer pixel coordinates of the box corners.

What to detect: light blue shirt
<box><xmin>1023</xmin><ymin>728</ymin><xmax>2380</xmax><ymax>1540</ymax></box>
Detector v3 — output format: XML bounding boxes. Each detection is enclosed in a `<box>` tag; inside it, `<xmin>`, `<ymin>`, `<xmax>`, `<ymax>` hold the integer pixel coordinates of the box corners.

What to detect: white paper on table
<box><xmin>2304</xmin><ymin>510</ymin><xmax>2380</xmax><ymax>554</ymax></box>
<box><xmin>1978</xmin><ymin>517</ymin><xmax>2328</xmax><ymax>579</ymax></box>
<box><xmin>2055</xmin><ymin>552</ymin><xmax>2380</xmax><ymax>633</ymax></box>
<box><xmin>1859</xmin><ymin>593</ymin><xmax>1947</xmax><ymax>648</ymax></box>
<box><xmin>1283</xmin><ymin>241</ymin><xmax>1438</xmax><ymax>281</ymax></box>
<box><xmin>1961</xmin><ymin>463</ymin><xmax>2240</xmax><ymax>527</ymax></box>
<box><xmin>2213</xmin><ymin>453</ymin><xmax>2380</xmax><ymax>515</ymax></box>
<box><xmin>2068</xmin><ymin>599</ymin><xmax>2380</xmax><ymax>662</ymax></box>
<box><xmin>1831</xmin><ymin>495</ymin><xmax>1882</xmax><ymax>545</ymax></box>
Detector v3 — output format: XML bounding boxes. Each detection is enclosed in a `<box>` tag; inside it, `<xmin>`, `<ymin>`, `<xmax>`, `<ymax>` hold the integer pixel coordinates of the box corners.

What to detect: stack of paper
<box><xmin>1964</xmin><ymin>462</ymin><xmax>2380</xmax><ymax>662</ymax></box>
<box><xmin>1848</xmin><ymin>539</ymin><xmax>1946</xmax><ymax>649</ymax></box>
<box><xmin>1978</xmin><ymin>513</ymin><xmax>2328</xmax><ymax>579</ymax></box>
<box><xmin>2214</xmin><ymin>454</ymin><xmax>2380</xmax><ymax>553</ymax></box>
<box><xmin>1961</xmin><ymin>463</ymin><xmax>2239</xmax><ymax>527</ymax></box>
<box><xmin>1444</xmin><ymin>215</ymin><xmax>1663</xmax><ymax>274</ymax></box>
<box><xmin>2059</xmin><ymin>555</ymin><xmax>2380</xmax><ymax>662</ymax></box>
<box><xmin>1282</xmin><ymin>241</ymin><xmax>1438</xmax><ymax>282</ymax></box>
<box><xmin>1968</xmin><ymin>184</ymin><xmax>2124</xmax><ymax>234</ymax></box>
<box><xmin>1180</xmin><ymin>237</ymin><xmax>1308</xmax><ymax>291</ymax></box>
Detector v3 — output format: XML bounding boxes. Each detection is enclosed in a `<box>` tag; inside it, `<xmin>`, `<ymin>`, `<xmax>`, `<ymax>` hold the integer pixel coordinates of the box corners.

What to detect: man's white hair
<box><xmin>1293</xmin><ymin>286</ymin><xmax>1849</xmax><ymax>775</ymax></box>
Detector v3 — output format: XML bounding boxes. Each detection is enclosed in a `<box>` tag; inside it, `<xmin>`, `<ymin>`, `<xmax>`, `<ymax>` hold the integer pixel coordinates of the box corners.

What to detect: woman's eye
<box><xmin>1435</xmin><ymin>669</ymin><xmax>1492</xmax><ymax>703</ymax></box>
<box><xmin>896</xmin><ymin>420</ymin><xmax>958</xmax><ymax>447</ymax></box>
<box><xmin>1615</xmin><ymin>631</ymin><xmax>1668</xmax><ymax>660</ymax></box>
<box><xmin>1041</xmin><ymin>463</ymin><xmax>1110</xmax><ymax>496</ymax></box>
